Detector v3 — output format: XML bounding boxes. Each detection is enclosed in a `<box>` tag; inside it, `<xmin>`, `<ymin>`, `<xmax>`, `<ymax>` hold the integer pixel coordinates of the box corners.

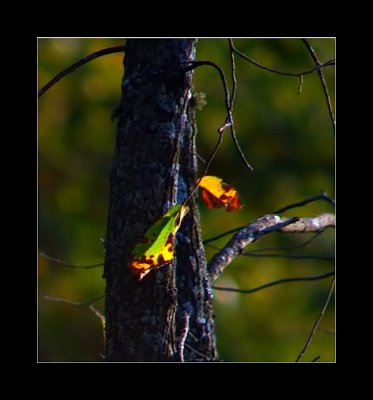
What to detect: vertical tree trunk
<box><xmin>104</xmin><ymin>39</ymin><xmax>217</xmax><ymax>361</ymax></box>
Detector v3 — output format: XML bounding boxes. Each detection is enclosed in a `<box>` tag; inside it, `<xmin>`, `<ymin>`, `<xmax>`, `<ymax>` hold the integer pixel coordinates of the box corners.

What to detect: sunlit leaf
<box><xmin>130</xmin><ymin>204</ymin><xmax>189</xmax><ymax>280</ymax></box>
<box><xmin>198</xmin><ymin>175</ymin><xmax>242</xmax><ymax>212</ymax></box>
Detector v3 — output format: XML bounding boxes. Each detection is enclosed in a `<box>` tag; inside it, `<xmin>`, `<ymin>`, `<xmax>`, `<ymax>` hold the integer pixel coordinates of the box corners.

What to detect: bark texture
<box><xmin>104</xmin><ymin>39</ymin><xmax>217</xmax><ymax>361</ymax></box>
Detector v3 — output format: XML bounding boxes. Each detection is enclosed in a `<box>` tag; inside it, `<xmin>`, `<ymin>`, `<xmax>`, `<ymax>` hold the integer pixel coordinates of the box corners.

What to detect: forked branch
<box><xmin>207</xmin><ymin>213</ymin><xmax>335</xmax><ymax>282</ymax></box>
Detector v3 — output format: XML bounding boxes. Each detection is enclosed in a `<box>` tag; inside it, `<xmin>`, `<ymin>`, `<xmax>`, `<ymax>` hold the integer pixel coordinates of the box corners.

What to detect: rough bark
<box><xmin>104</xmin><ymin>39</ymin><xmax>217</xmax><ymax>361</ymax></box>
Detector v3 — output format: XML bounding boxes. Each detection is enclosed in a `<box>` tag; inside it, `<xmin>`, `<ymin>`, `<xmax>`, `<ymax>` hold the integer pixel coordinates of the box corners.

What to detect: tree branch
<box><xmin>206</xmin><ymin>242</ymin><xmax>334</xmax><ymax>261</ymax></box>
<box><xmin>302</xmin><ymin>39</ymin><xmax>335</xmax><ymax>136</ymax></box>
<box><xmin>43</xmin><ymin>294</ymin><xmax>105</xmax><ymax>307</ymax></box>
<box><xmin>248</xmin><ymin>232</ymin><xmax>323</xmax><ymax>252</ymax></box>
<box><xmin>185</xmin><ymin>60</ymin><xmax>254</xmax><ymax>172</ymax></box>
<box><xmin>273</xmin><ymin>191</ymin><xmax>335</xmax><ymax>214</ymax></box>
<box><xmin>204</xmin><ymin>191</ymin><xmax>334</xmax><ymax>246</ymax></box>
<box><xmin>38</xmin><ymin>45</ymin><xmax>126</xmax><ymax>97</ymax></box>
<box><xmin>277</xmin><ymin>213</ymin><xmax>335</xmax><ymax>233</ymax></box>
<box><xmin>177</xmin><ymin>311</ymin><xmax>190</xmax><ymax>362</ymax></box>
<box><xmin>231</xmin><ymin>41</ymin><xmax>335</xmax><ymax>78</ymax></box>
<box><xmin>207</xmin><ymin>213</ymin><xmax>335</xmax><ymax>282</ymax></box>
<box><xmin>242</xmin><ymin>252</ymin><xmax>334</xmax><ymax>261</ymax></box>
<box><xmin>295</xmin><ymin>277</ymin><xmax>335</xmax><ymax>362</ymax></box>
<box><xmin>39</xmin><ymin>252</ymin><xmax>103</xmax><ymax>269</ymax></box>
<box><xmin>228</xmin><ymin>39</ymin><xmax>238</xmax><ymax>110</ymax></box>
<box><xmin>213</xmin><ymin>271</ymin><xmax>334</xmax><ymax>294</ymax></box>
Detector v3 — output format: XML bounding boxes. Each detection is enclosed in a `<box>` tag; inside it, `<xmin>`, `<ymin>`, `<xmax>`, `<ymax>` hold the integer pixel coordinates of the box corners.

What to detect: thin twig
<box><xmin>228</xmin><ymin>114</ymin><xmax>254</xmax><ymax>172</ymax></box>
<box><xmin>203</xmin><ymin>226</ymin><xmax>246</xmax><ymax>244</ymax></box>
<box><xmin>302</xmin><ymin>39</ymin><xmax>335</xmax><ymax>136</ymax></box>
<box><xmin>185</xmin><ymin>61</ymin><xmax>230</xmax><ymax>125</ymax></box>
<box><xmin>185</xmin><ymin>60</ymin><xmax>254</xmax><ymax>172</ymax></box>
<box><xmin>274</xmin><ymin>192</ymin><xmax>335</xmax><ymax>214</ymax></box>
<box><xmin>213</xmin><ymin>271</ymin><xmax>334</xmax><ymax>294</ymax></box>
<box><xmin>295</xmin><ymin>277</ymin><xmax>335</xmax><ymax>362</ymax></box>
<box><xmin>178</xmin><ymin>311</ymin><xmax>190</xmax><ymax>362</ymax></box>
<box><xmin>38</xmin><ymin>45</ymin><xmax>126</xmax><ymax>97</ymax></box>
<box><xmin>206</xmin><ymin>242</ymin><xmax>334</xmax><ymax>261</ymax></box>
<box><xmin>182</xmin><ymin>130</ymin><xmax>225</xmax><ymax>209</ymax></box>
<box><xmin>88</xmin><ymin>304</ymin><xmax>106</xmax><ymax>340</ymax></box>
<box><xmin>39</xmin><ymin>252</ymin><xmax>103</xmax><ymax>269</ymax></box>
<box><xmin>196</xmin><ymin>153</ymin><xmax>207</xmax><ymax>164</ymax></box>
<box><xmin>188</xmin><ymin>331</ymin><xmax>199</xmax><ymax>343</ymax></box>
<box><xmin>89</xmin><ymin>304</ymin><xmax>105</xmax><ymax>321</ymax></box>
<box><xmin>228</xmin><ymin>39</ymin><xmax>238</xmax><ymax>110</ymax></box>
<box><xmin>242</xmin><ymin>252</ymin><xmax>334</xmax><ymax>261</ymax></box>
<box><xmin>180</xmin><ymin>60</ymin><xmax>232</xmax><ymax>208</ymax></box>
<box><xmin>297</xmin><ymin>75</ymin><xmax>304</xmax><ymax>95</ymax></box>
<box><xmin>311</xmin><ymin>356</ymin><xmax>321</xmax><ymax>362</ymax></box>
<box><xmin>248</xmin><ymin>232</ymin><xmax>323</xmax><ymax>252</ymax></box>
<box><xmin>43</xmin><ymin>294</ymin><xmax>105</xmax><ymax>307</ymax></box>
<box><xmin>226</xmin><ymin>40</ymin><xmax>254</xmax><ymax>172</ymax></box>
<box><xmin>184</xmin><ymin>343</ymin><xmax>209</xmax><ymax>361</ymax></box>
<box><xmin>231</xmin><ymin>42</ymin><xmax>335</xmax><ymax>77</ymax></box>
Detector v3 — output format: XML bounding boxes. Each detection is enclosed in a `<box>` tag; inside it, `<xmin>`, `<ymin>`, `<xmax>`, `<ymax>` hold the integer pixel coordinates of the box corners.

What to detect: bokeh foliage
<box><xmin>38</xmin><ymin>38</ymin><xmax>335</xmax><ymax>362</ymax></box>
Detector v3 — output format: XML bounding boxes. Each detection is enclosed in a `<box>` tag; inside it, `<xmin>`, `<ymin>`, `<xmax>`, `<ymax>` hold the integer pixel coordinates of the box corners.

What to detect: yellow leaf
<box><xmin>130</xmin><ymin>204</ymin><xmax>189</xmax><ymax>280</ymax></box>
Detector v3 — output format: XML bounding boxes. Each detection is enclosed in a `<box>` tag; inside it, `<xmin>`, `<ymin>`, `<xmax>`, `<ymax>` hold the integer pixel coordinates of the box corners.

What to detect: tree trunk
<box><xmin>104</xmin><ymin>39</ymin><xmax>217</xmax><ymax>361</ymax></box>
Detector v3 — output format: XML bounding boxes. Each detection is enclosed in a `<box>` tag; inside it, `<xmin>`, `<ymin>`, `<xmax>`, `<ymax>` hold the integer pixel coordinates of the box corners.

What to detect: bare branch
<box><xmin>279</xmin><ymin>213</ymin><xmax>335</xmax><ymax>233</ymax></box>
<box><xmin>206</xmin><ymin>242</ymin><xmax>334</xmax><ymax>261</ymax></box>
<box><xmin>184</xmin><ymin>343</ymin><xmax>209</xmax><ymax>361</ymax></box>
<box><xmin>249</xmin><ymin>232</ymin><xmax>323</xmax><ymax>252</ymax></box>
<box><xmin>182</xmin><ymin>129</ymin><xmax>225</xmax><ymax>208</ymax></box>
<box><xmin>43</xmin><ymin>294</ymin><xmax>105</xmax><ymax>307</ymax></box>
<box><xmin>302</xmin><ymin>39</ymin><xmax>335</xmax><ymax>136</ymax></box>
<box><xmin>242</xmin><ymin>252</ymin><xmax>334</xmax><ymax>261</ymax></box>
<box><xmin>180</xmin><ymin>60</ymin><xmax>234</xmax><ymax>208</ymax></box>
<box><xmin>196</xmin><ymin>152</ymin><xmax>207</xmax><ymax>164</ymax></box>
<box><xmin>297</xmin><ymin>74</ymin><xmax>304</xmax><ymax>95</ymax></box>
<box><xmin>203</xmin><ymin>226</ymin><xmax>246</xmax><ymax>244</ymax></box>
<box><xmin>88</xmin><ymin>304</ymin><xmax>106</xmax><ymax>340</ymax></box>
<box><xmin>228</xmin><ymin>39</ymin><xmax>237</xmax><ymax>110</ymax></box>
<box><xmin>178</xmin><ymin>311</ymin><xmax>190</xmax><ymax>362</ymax></box>
<box><xmin>38</xmin><ymin>45</ymin><xmax>126</xmax><ymax>97</ymax></box>
<box><xmin>207</xmin><ymin>215</ymin><xmax>295</xmax><ymax>281</ymax></box>
<box><xmin>185</xmin><ymin>61</ymin><xmax>231</xmax><ymax>127</ymax></box>
<box><xmin>207</xmin><ymin>213</ymin><xmax>335</xmax><ymax>282</ymax></box>
<box><xmin>39</xmin><ymin>252</ymin><xmax>103</xmax><ymax>269</ymax></box>
<box><xmin>295</xmin><ymin>277</ymin><xmax>335</xmax><ymax>362</ymax></box>
<box><xmin>274</xmin><ymin>192</ymin><xmax>335</xmax><ymax>214</ymax></box>
<box><xmin>88</xmin><ymin>304</ymin><xmax>105</xmax><ymax>321</ymax></box>
<box><xmin>311</xmin><ymin>356</ymin><xmax>321</xmax><ymax>362</ymax></box>
<box><xmin>225</xmin><ymin>39</ymin><xmax>256</xmax><ymax>173</ymax></box>
<box><xmin>185</xmin><ymin>60</ymin><xmax>254</xmax><ymax>172</ymax></box>
<box><xmin>228</xmin><ymin>112</ymin><xmax>254</xmax><ymax>172</ymax></box>
<box><xmin>231</xmin><ymin>41</ymin><xmax>335</xmax><ymax>77</ymax></box>
<box><xmin>213</xmin><ymin>271</ymin><xmax>334</xmax><ymax>294</ymax></box>
<box><xmin>204</xmin><ymin>191</ymin><xmax>334</xmax><ymax>246</ymax></box>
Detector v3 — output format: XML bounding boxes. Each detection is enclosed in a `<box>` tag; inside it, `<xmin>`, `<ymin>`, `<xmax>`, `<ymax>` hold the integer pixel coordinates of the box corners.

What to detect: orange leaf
<box><xmin>198</xmin><ymin>176</ymin><xmax>242</xmax><ymax>212</ymax></box>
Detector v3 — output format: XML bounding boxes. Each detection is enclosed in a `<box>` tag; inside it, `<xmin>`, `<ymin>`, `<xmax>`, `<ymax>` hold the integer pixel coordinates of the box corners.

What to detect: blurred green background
<box><xmin>38</xmin><ymin>38</ymin><xmax>335</xmax><ymax>362</ymax></box>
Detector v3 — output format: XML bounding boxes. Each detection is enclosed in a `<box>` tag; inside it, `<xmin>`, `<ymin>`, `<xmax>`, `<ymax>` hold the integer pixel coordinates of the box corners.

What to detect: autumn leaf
<box><xmin>198</xmin><ymin>175</ymin><xmax>242</xmax><ymax>212</ymax></box>
<box><xmin>130</xmin><ymin>204</ymin><xmax>189</xmax><ymax>280</ymax></box>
